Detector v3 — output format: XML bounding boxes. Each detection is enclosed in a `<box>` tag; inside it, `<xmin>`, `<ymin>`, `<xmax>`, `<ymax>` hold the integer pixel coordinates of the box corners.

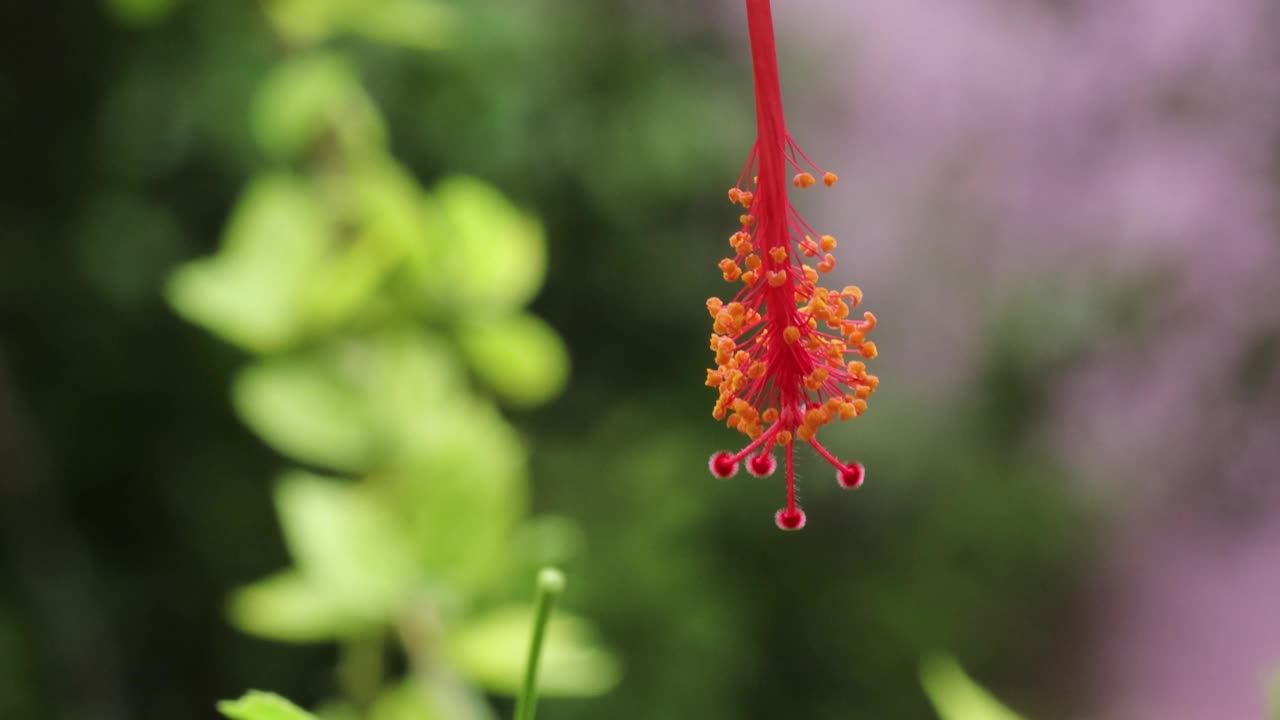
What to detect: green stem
<box><xmin>338</xmin><ymin>632</ymin><xmax>385</xmax><ymax>711</ymax></box>
<box><xmin>514</xmin><ymin>568</ymin><xmax>565</xmax><ymax>720</ymax></box>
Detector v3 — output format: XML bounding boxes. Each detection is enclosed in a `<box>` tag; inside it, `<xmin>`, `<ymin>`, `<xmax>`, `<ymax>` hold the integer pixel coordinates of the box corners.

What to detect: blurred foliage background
<box><xmin>1</xmin><ymin>1</ymin><xmax>1277</xmax><ymax>719</ymax></box>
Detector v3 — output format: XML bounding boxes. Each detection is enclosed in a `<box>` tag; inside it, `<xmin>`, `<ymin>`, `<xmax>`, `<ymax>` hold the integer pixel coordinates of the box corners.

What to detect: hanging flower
<box><xmin>706</xmin><ymin>0</ymin><xmax>878</xmax><ymax>530</ymax></box>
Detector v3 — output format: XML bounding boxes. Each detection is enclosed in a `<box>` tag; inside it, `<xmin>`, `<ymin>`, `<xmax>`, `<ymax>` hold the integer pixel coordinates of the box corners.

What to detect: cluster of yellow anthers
<box><xmin>705</xmin><ymin>171</ymin><xmax>879</xmax><ymax>449</ymax></box>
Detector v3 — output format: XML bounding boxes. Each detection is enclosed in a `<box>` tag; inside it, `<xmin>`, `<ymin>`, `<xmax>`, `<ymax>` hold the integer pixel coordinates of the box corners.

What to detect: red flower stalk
<box><xmin>706</xmin><ymin>0</ymin><xmax>878</xmax><ymax>531</ymax></box>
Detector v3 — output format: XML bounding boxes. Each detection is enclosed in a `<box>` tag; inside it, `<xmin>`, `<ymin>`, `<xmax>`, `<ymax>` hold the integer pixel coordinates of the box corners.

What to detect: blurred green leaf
<box><xmin>358</xmin><ymin>330</ymin><xmax>468</xmax><ymax>457</ymax></box>
<box><xmin>261</xmin><ymin>0</ymin><xmax>347</xmax><ymax>45</ymax></box>
<box><xmin>312</xmin><ymin>702</ymin><xmax>361</xmax><ymax>720</ymax></box>
<box><xmin>167</xmin><ymin>173</ymin><xmax>328</xmax><ymax>352</ymax></box>
<box><xmin>264</xmin><ymin>0</ymin><xmax>449</xmax><ymax>49</ymax></box>
<box><xmin>346</xmin><ymin>158</ymin><xmax>430</xmax><ymax>265</ymax></box>
<box><xmin>233</xmin><ymin>330</ymin><xmax>469</xmax><ymax>470</ymax></box>
<box><xmin>252</xmin><ymin>53</ymin><xmax>386</xmax><ymax>160</ymax></box>
<box><xmin>366</xmin><ymin>683</ymin><xmax>443</xmax><ymax>720</ymax></box>
<box><xmin>414</xmin><ymin>177</ymin><xmax>545</xmax><ymax>313</ymax></box>
<box><xmin>228</xmin><ymin>571</ymin><xmax>366</xmax><ymax>643</ymax></box>
<box><xmin>273</xmin><ymin>471</ymin><xmax>417</xmax><ymax>627</ymax></box>
<box><xmin>921</xmin><ymin>655</ymin><xmax>1025</xmax><ymax>720</ymax></box>
<box><xmin>107</xmin><ymin>0</ymin><xmax>180</xmax><ymax>26</ymax></box>
<box><xmin>457</xmin><ymin>314</ymin><xmax>569</xmax><ymax>408</ymax></box>
<box><xmin>218</xmin><ymin>691</ymin><xmax>318</xmax><ymax>720</ymax></box>
<box><xmin>389</xmin><ymin>407</ymin><xmax>526</xmax><ymax>593</ymax></box>
<box><xmin>299</xmin><ymin>158</ymin><xmax>432</xmax><ymax>328</ymax></box>
<box><xmin>449</xmin><ymin>605</ymin><xmax>620</xmax><ymax>697</ymax></box>
<box><xmin>233</xmin><ymin>353</ymin><xmax>379</xmax><ymax>472</ymax></box>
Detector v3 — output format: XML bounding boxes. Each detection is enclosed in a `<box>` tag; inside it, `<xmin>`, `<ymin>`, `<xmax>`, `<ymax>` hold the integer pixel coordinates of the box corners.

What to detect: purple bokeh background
<box><xmin>751</xmin><ymin>0</ymin><xmax>1280</xmax><ymax>715</ymax></box>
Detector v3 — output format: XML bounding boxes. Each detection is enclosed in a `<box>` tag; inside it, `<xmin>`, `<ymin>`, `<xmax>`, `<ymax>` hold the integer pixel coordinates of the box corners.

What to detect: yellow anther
<box><xmin>728</xmin><ymin>188</ymin><xmax>742</xmax><ymax>204</ymax></box>
<box><xmin>762</xmin><ymin>408</ymin><xmax>779</xmax><ymax>423</ymax></box>
<box><xmin>804</xmin><ymin>367</ymin><xmax>828</xmax><ymax>391</ymax></box>
<box><xmin>740</xmin><ymin>214</ymin><xmax>754</xmax><ymax>227</ymax></box>
<box><xmin>726</xmin><ymin>302</ymin><xmax>745</xmax><ymax>317</ymax></box>
<box><xmin>741</xmin><ymin>270</ymin><xmax>758</xmax><ymax>286</ymax></box>
<box><xmin>767</xmin><ymin>270</ymin><xmax>787</xmax><ymax>287</ymax></box>
<box><xmin>712</xmin><ymin>398</ymin><xmax>728</xmax><ymax>420</ymax></box>
<box><xmin>823</xmin><ymin>171</ymin><xmax>839</xmax><ymax>187</ymax></box>
<box><xmin>706</xmin><ymin>297</ymin><xmax>724</xmax><ymax>318</ymax></box>
<box><xmin>769</xmin><ymin>247</ymin><xmax>789</xmax><ymax>264</ymax></box>
<box><xmin>777</xmin><ymin>430</ymin><xmax>793</xmax><ymax>445</ymax></box>
<box><xmin>794</xmin><ymin>172</ymin><xmax>816</xmax><ymax>188</ymax></box>
<box><xmin>739</xmin><ymin>191</ymin><xmax>754</xmax><ymax>208</ymax></box>
<box><xmin>719</xmin><ymin>258</ymin><xmax>741</xmax><ymax>282</ymax></box>
<box><xmin>796</xmin><ymin>425</ymin><xmax>815</xmax><ymax>441</ymax></box>
<box><xmin>733</xmin><ymin>350</ymin><xmax>751</xmax><ymax>366</ymax></box>
<box><xmin>804</xmin><ymin>407</ymin><xmax>831</xmax><ymax>427</ymax></box>
<box><xmin>838</xmin><ymin>402</ymin><xmax>857</xmax><ymax>420</ymax></box>
<box><xmin>747</xmin><ymin>423</ymin><xmax>764</xmax><ymax>439</ymax></box>
<box><xmin>818</xmin><ymin>254</ymin><xmax>836</xmax><ymax>273</ymax></box>
<box><xmin>846</xmin><ymin>331</ymin><xmax>866</xmax><ymax>345</ymax></box>
<box><xmin>865</xmin><ymin>374</ymin><xmax>879</xmax><ymax>390</ymax></box>
<box><xmin>855</xmin><ymin>385</ymin><xmax>872</xmax><ymax>399</ymax></box>
<box><xmin>847</xmin><ymin>361</ymin><xmax>867</xmax><ymax>377</ymax></box>
<box><xmin>726</xmin><ymin>414</ymin><xmax>742</xmax><ymax>430</ymax></box>
<box><xmin>861</xmin><ymin>311</ymin><xmax>877</xmax><ymax>331</ymax></box>
<box><xmin>728</xmin><ymin>371</ymin><xmax>747</xmax><ymax>392</ymax></box>
<box><xmin>705</xmin><ymin>370</ymin><xmax>723</xmax><ymax>387</ymax></box>
<box><xmin>803</xmin><ymin>266</ymin><xmax>819</xmax><ymax>283</ymax></box>
<box><xmin>717</xmin><ymin>337</ymin><xmax>735</xmax><ymax>354</ymax></box>
<box><xmin>841</xmin><ymin>285</ymin><xmax>863</xmax><ymax>306</ymax></box>
<box><xmin>800</xmin><ymin>236</ymin><xmax>819</xmax><ymax>257</ymax></box>
<box><xmin>713</xmin><ymin>311</ymin><xmax>733</xmax><ymax>334</ymax></box>
<box><xmin>860</xmin><ymin>341</ymin><xmax>878</xmax><ymax>359</ymax></box>
<box><xmin>852</xmin><ymin>398</ymin><xmax>868</xmax><ymax>414</ymax></box>
<box><xmin>732</xmin><ymin>398</ymin><xmax>751</xmax><ymax>414</ymax></box>
<box><xmin>745</xmin><ymin>254</ymin><xmax>762</xmax><ymax>270</ymax></box>
<box><xmin>820</xmin><ymin>235</ymin><xmax>837</xmax><ymax>252</ymax></box>
<box><xmin>748</xmin><ymin>361</ymin><xmax>766</xmax><ymax>379</ymax></box>
<box><xmin>783</xmin><ymin>326</ymin><xmax>801</xmax><ymax>344</ymax></box>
